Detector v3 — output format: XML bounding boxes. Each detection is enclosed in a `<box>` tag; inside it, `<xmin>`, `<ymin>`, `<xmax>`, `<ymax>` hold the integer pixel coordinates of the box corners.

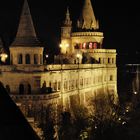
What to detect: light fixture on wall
<box><xmin>0</xmin><ymin>48</ymin><xmax>8</xmax><ymax>63</ymax></box>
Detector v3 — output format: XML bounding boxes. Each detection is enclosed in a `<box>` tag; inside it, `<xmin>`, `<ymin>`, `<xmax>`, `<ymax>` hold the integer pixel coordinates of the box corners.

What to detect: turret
<box><xmin>60</xmin><ymin>8</ymin><xmax>72</xmax><ymax>54</ymax></box>
<box><xmin>9</xmin><ymin>0</ymin><xmax>43</xmax><ymax>65</ymax></box>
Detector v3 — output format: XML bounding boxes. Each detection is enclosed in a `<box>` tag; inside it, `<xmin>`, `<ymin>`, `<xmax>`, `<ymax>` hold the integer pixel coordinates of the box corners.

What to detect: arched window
<box><xmin>108</xmin><ymin>58</ymin><xmax>110</xmax><ymax>64</ymax></box>
<box><xmin>40</xmin><ymin>54</ymin><xmax>43</xmax><ymax>64</ymax></box>
<box><xmin>34</xmin><ymin>54</ymin><xmax>38</xmax><ymax>64</ymax></box>
<box><xmin>27</xmin><ymin>84</ymin><xmax>31</xmax><ymax>94</ymax></box>
<box><xmin>19</xmin><ymin>84</ymin><xmax>24</xmax><ymax>95</ymax></box>
<box><xmin>26</xmin><ymin>54</ymin><xmax>30</xmax><ymax>64</ymax></box>
<box><xmin>18</xmin><ymin>54</ymin><xmax>23</xmax><ymax>64</ymax></box>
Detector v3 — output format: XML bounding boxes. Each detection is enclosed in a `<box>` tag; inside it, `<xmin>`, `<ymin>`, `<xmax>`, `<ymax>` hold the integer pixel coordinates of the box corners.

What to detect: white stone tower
<box><xmin>60</xmin><ymin>8</ymin><xmax>72</xmax><ymax>54</ymax></box>
<box><xmin>9</xmin><ymin>0</ymin><xmax>43</xmax><ymax>65</ymax></box>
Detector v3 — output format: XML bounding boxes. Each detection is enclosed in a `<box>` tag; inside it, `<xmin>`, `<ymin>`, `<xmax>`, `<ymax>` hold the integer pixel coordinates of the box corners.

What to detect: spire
<box><xmin>63</xmin><ymin>7</ymin><xmax>72</xmax><ymax>26</ymax></box>
<box><xmin>77</xmin><ymin>0</ymin><xmax>99</xmax><ymax>30</ymax></box>
<box><xmin>11</xmin><ymin>0</ymin><xmax>40</xmax><ymax>47</ymax></box>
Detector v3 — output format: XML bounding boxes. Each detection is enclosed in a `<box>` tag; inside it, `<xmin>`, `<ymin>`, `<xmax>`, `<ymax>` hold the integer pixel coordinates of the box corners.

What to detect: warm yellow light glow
<box><xmin>65</xmin><ymin>44</ymin><xmax>69</xmax><ymax>47</ymax></box>
<box><xmin>46</xmin><ymin>54</ymin><xmax>49</xmax><ymax>58</ymax></box>
<box><xmin>59</xmin><ymin>43</ymin><xmax>69</xmax><ymax>48</ymax></box>
<box><xmin>118</xmin><ymin>117</ymin><xmax>121</xmax><ymax>121</ymax></box>
<box><xmin>76</xmin><ymin>54</ymin><xmax>81</xmax><ymax>58</ymax></box>
<box><xmin>0</xmin><ymin>53</ymin><xmax>8</xmax><ymax>62</ymax></box>
<box><xmin>122</xmin><ymin>121</ymin><xmax>126</xmax><ymax>125</ymax></box>
<box><xmin>59</xmin><ymin>44</ymin><xmax>62</xmax><ymax>48</ymax></box>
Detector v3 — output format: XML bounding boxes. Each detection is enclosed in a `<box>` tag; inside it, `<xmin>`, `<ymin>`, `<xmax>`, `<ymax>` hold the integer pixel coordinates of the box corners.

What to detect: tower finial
<box><xmin>77</xmin><ymin>0</ymin><xmax>99</xmax><ymax>30</ymax></box>
<box><xmin>64</xmin><ymin>7</ymin><xmax>72</xmax><ymax>26</ymax></box>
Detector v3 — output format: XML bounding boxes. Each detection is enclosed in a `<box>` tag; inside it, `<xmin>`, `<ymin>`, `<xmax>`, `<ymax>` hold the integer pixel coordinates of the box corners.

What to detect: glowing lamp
<box><xmin>46</xmin><ymin>54</ymin><xmax>49</xmax><ymax>58</ymax></box>
<box><xmin>76</xmin><ymin>54</ymin><xmax>81</xmax><ymax>58</ymax></box>
<box><xmin>65</xmin><ymin>43</ymin><xmax>69</xmax><ymax>47</ymax></box>
<box><xmin>59</xmin><ymin>43</ymin><xmax>69</xmax><ymax>48</ymax></box>
<box><xmin>0</xmin><ymin>52</ymin><xmax>8</xmax><ymax>63</ymax></box>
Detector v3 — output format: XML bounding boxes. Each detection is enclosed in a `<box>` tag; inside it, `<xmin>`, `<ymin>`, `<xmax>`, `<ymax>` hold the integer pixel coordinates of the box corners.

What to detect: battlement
<box><xmin>72</xmin><ymin>32</ymin><xmax>103</xmax><ymax>37</ymax></box>
<box><xmin>93</xmin><ymin>49</ymin><xmax>116</xmax><ymax>53</ymax></box>
<box><xmin>0</xmin><ymin>63</ymin><xmax>116</xmax><ymax>73</ymax></box>
<box><xmin>11</xmin><ymin>92</ymin><xmax>60</xmax><ymax>101</ymax></box>
<box><xmin>46</xmin><ymin>64</ymin><xmax>116</xmax><ymax>71</ymax></box>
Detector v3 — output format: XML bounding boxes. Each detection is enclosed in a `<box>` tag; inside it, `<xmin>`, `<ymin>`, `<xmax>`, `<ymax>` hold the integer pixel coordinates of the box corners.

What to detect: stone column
<box><xmin>31</xmin><ymin>54</ymin><xmax>34</xmax><ymax>64</ymax></box>
<box><xmin>23</xmin><ymin>54</ymin><xmax>26</xmax><ymax>64</ymax></box>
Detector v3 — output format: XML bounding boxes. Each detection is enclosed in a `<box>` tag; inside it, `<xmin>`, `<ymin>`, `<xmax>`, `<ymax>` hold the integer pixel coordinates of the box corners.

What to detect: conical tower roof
<box><xmin>11</xmin><ymin>0</ymin><xmax>41</xmax><ymax>47</ymax></box>
<box><xmin>77</xmin><ymin>0</ymin><xmax>99</xmax><ymax>30</ymax></box>
<box><xmin>0</xmin><ymin>82</ymin><xmax>40</xmax><ymax>140</ymax></box>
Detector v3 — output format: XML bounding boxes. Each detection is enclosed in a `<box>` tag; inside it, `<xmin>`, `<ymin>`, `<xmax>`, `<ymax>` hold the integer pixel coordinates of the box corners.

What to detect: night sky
<box><xmin>0</xmin><ymin>0</ymin><xmax>139</xmax><ymax>62</ymax></box>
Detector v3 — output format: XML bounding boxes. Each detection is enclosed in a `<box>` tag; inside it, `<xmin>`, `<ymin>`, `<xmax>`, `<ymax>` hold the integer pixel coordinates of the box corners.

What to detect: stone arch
<box><xmin>27</xmin><ymin>84</ymin><xmax>31</xmax><ymax>94</ymax></box>
<box><xmin>19</xmin><ymin>84</ymin><xmax>24</xmax><ymax>95</ymax></box>
<box><xmin>25</xmin><ymin>54</ymin><xmax>30</xmax><ymax>64</ymax></box>
<box><xmin>41</xmin><ymin>81</ymin><xmax>47</xmax><ymax>94</ymax></box>
<box><xmin>19</xmin><ymin>81</ymin><xmax>32</xmax><ymax>94</ymax></box>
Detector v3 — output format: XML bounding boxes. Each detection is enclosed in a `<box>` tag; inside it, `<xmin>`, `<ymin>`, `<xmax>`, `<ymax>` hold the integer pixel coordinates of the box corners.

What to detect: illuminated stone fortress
<box><xmin>0</xmin><ymin>0</ymin><xmax>117</xmax><ymax>111</ymax></box>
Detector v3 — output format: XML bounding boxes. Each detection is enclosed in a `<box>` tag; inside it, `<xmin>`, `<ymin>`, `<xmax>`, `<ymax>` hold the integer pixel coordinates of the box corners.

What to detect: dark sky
<box><xmin>0</xmin><ymin>0</ymin><xmax>139</xmax><ymax>55</ymax></box>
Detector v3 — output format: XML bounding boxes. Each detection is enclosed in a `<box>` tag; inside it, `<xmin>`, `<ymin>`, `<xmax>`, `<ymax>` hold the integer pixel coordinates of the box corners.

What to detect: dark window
<box><xmin>19</xmin><ymin>84</ymin><xmax>24</xmax><ymax>95</ymax></box>
<box><xmin>27</xmin><ymin>84</ymin><xmax>31</xmax><ymax>94</ymax></box>
<box><xmin>110</xmin><ymin>75</ymin><xmax>113</xmax><ymax>81</ymax></box>
<box><xmin>26</xmin><ymin>54</ymin><xmax>30</xmax><ymax>64</ymax></box>
<box><xmin>108</xmin><ymin>58</ymin><xmax>110</xmax><ymax>64</ymax></box>
<box><xmin>34</xmin><ymin>54</ymin><xmax>38</xmax><ymax>64</ymax></box>
<box><xmin>18</xmin><ymin>54</ymin><xmax>22</xmax><ymax>64</ymax></box>
<box><xmin>40</xmin><ymin>54</ymin><xmax>43</xmax><ymax>64</ymax></box>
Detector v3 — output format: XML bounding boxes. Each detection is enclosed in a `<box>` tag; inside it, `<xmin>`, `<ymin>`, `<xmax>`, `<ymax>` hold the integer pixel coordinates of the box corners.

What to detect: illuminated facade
<box><xmin>0</xmin><ymin>0</ymin><xmax>117</xmax><ymax>115</ymax></box>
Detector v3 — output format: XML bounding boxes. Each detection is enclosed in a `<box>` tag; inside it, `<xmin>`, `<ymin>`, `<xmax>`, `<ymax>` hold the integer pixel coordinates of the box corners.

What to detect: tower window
<box><xmin>40</xmin><ymin>54</ymin><xmax>43</xmax><ymax>64</ymax></box>
<box><xmin>108</xmin><ymin>58</ymin><xmax>110</xmax><ymax>64</ymax></box>
<box><xmin>26</xmin><ymin>54</ymin><xmax>30</xmax><ymax>64</ymax></box>
<box><xmin>34</xmin><ymin>54</ymin><xmax>38</xmax><ymax>64</ymax></box>
<box><xmin>112</xmin><ymin>58</ymin><xmax>115</xmax><ymax>64</ymax></box>
<box><xmin>18</xmin><ymin>54</ymin><xmax>23</xmax><ymax>64</ymax></box>
<box><xmin>110</xmin><ymin>75</ymin><xmax>113</xmax><ymax>81</ymax></box>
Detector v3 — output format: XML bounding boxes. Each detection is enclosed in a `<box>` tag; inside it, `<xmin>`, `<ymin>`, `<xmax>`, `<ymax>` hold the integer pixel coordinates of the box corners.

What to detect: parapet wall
<box><xmin>72</xmin><ymin>32</ymin><xmax>103</xmax><ymax>37</ymax></box>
